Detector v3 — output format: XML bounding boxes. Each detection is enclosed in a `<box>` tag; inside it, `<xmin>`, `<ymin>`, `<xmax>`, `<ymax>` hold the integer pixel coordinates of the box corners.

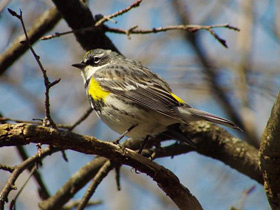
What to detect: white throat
<box><xmin>81</xmin><ymin>64</ymin><xmax>108</xmax><ymax>84</ymax></box>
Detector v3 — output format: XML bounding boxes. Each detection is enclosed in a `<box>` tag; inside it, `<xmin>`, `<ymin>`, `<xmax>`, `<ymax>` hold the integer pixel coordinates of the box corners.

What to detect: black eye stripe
<box><xmin>84</xmin><ymin>56</ymin><xmax>101</xmax><ymax>65</ymax></box>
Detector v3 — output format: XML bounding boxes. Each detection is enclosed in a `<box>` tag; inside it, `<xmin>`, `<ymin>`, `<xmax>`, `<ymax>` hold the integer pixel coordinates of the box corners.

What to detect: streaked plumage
<box><xmin>72</xmin><ymin>49</ymin><xmax>241</xmax><ymax>147</ymax></box>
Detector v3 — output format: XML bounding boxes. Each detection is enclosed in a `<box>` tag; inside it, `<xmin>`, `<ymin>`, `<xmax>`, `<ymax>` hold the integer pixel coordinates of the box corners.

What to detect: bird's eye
<box><xmin>93</xmin><ymin>56</ymin><xmax>101</xmax><ymax>63</ymax></box>
<box><xmin>85</xmin><ymin>56</ymin><xmax>101</xmax><ymax>65</ymax></box>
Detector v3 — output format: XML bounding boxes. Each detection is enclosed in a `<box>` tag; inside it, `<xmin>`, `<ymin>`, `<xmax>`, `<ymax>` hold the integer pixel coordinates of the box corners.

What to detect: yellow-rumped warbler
<box><xmin>72</xmin><ymin>49</ymin><xmax>240</xmax><ymax>147</ymax></box>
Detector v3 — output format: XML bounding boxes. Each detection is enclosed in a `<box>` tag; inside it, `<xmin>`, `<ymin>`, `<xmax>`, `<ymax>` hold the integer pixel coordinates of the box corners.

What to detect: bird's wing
<box><xmin>93</xmin><ymin>64</ymin><xmax>185</xmax><ymax>119</ymax></box>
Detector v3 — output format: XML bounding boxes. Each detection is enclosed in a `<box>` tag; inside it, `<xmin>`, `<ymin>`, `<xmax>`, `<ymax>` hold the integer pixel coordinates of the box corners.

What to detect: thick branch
<box><xmin>0</xmin><ymin>123</ymin><xmax>202</xmax><ymax>210</ymax></box>
<box><xmin>260</xmin><ymin>92</ymin><xmax>280</xmax><ymax>209</ymax></box>
<box><xmin>180</xmin><ymin>122</ymin><xmax>261</xmax><ymax>183</ymax></box>
<box><xmin>51</xmin><ymin>0</ymin><xmax>118</xmax><ymax>52</ymax></box>
<box><xmin>36</xmin><ymin>122</ymin><xmax>260</xmax><ymax>209</ymax></box>
<box><xmin>0</xmin><ymin>7</ymin><xmax>61</xmax><ymax>75</ymax></box>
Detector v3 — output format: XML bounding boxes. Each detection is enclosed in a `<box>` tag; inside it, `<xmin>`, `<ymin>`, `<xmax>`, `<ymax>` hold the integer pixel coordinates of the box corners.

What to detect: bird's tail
<box><xmin>162</xmin><ymin>124</ymin><xmax>196</xmax><ymax>148</ymax></box>
<box><xmin>175</xmin><ymin>106</ymin><xmax>242</xmax><ymax>131</ymax></box>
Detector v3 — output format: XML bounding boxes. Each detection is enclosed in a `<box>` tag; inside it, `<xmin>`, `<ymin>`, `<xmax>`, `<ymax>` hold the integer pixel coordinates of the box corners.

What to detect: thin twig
<box><xmin>239</xmin><ymin>185</ymin><xmax>256</xmax><ymax>209</ymax></box>
<box><xmin>0</xmin><ymin>164</ymin><xmax>15</xmax><ymax>173</ymax></box>
<box><xmin>106</xmin><ymin>23</ymin><xmax>240</xmax><ymax>34</ymax></box>
<box><xmin>114</xmin><ymin>163</ymin><xmax>122</xmax><ymax>191</ymax></box>
<box><xmin>41</xmin><ymin>0</ymin><xmax>143</xmax><ymax>40</ymax></box>
<box><xmin>9</xmin><ymin>165</ymin><xmax>37</xmax><ymax>210</ymax></box>
<box><xmin>0</xmin><ymin>117</ymin><xmax>72</xmax><ymax>129</ymax></box>
<box><xmin>8</xmin><ymin>8</ymin><xmax>58</xmax><ymax>128</ymax></box>
<box><xmin>0</xmin><ymin>115</ymin><xmax>51</xmax><ymax>201</ymax></box>
<box><xmin>76</xmin><ymin>160</ymin><xmax>114</xmax><ymax>210</ymax></box>
<box><xmin>15</xmin><ymin>146</ymin><xmax>50</xmax><ymax>200</ymax></box>
<box><xmin>171</xmin><ymin>0</ymin><xmax>248</xmax><ymax>135</ymax></box>
<box><xmin>0</xmin><ymin>147</ymin><xmax>60</xmax><ymax>209</ymax></box>
<box><xmin>62</xmin><ymin>200</ymin><xmax>102</xmax><ymax>210</ymax></box>
<box><xmin>0</xmin><ymin>7</ymin><xmax>61</xmax><ymax>75</ymax></box>
<box><xmin>105</xmin><ymin>23</ymin><xmax>240</xmax><ymax>48</ymax></box>
<box><xmin>68</xmin><ymin>107</ymin><xmax>93</xmax><ymax>131</ymax></box>
<box><xmin>42</xmin><ymin>7</ymin><xmax>239</xmax><ymax>49</ymax></box>
<box><xmin>95</xmin><ymin>0</ymin><xmax>142</xmax><ymax>26</ymax></box>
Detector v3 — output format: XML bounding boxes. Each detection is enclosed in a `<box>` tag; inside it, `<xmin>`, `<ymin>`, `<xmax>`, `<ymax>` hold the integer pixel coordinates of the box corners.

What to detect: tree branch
<box><xmin>51</xmin><ymin>0</ymin><xmax>118</xmax><ymax>52</ymax></box>
<box><xmin>260</xmin><ymin>91</ymin><xmax>280</xmax><ymax>209</ymax></box>
<box><xmin>76</xmin><ymin>160</ymin><xmax>114</xmax><ymax>210</ymax></box>
<box><xmin>171</xmin><ymin>0</ymin><xmax>259</xmax><ymax>147</ymax></box>
<box><xmin>104</xmin><ymin>24</ymin><xmax>239</xmax><ymax>47</ymax></box>
<box><xmin>16</xmin><ymin>146</ymin><xmax>51</xmax><ymax>200</ymax></box>
<box><xmin>8</xmin><ymin>8</ymin><xmax>58</xmax><ymax>128</ymax></box>
<box><xmin>38</xmin><ymin>156</ymin><xmax>109</xmax><ymax>210</ymax></box>
<box><xmin>0</xmin><ymin>7</ymin><xmax>61</xmax><ymax>75</ymax></box>
<box><xmin>0</xmin><ymin>123</ymin><xmax>203</xmax><ymax>210</ymax></box>
<box><xmin>0</xmin><ymin>146</ymin><xmax>60</xmax><ymax>209</ymax></box>
<box><xmin>154</xmin><ymin>122</ymin><xmax>262</xmax><ymax>184</ymax></box>
<box><xmin>30</xmin><ymin>121</ymin><xmax>261</xmax><ymax>209</ymax></box>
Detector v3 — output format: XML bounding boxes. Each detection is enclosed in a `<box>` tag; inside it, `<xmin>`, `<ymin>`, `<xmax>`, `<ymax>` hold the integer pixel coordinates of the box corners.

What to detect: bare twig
<box><xmin>239</xmin><ymin>185</ymin><xmax>256</xmax><ymax>209</ymax></box>
<box><xmin>9</xmin><ymin>165</ymin><xmax>37</xmax><ymax>210</ymax></box>
<box><xmin>76</xmin><ymin>160</ymin><xmax>114</xmax><ymax>210</ymax></box>
<box><xmin>105</xmin><ymin>24</ymin><xmax>239</xmax><ymax>48</ymax></box>
<box><xmin>95</xmin><ymin>0</ymin><xmax>142</xmax><ymax>26</ymax></box>
<box><xmin>0</xmin><ymin>117</ymin><xmax>43</xmax><ymax>124</ymax></box>
<box><xmin>170</xmin><ymin>0</ymin><xmax>251</xmax><ymax>143</ymax></box>
<box><xmin>42</xmin><ymin>15</ymin><xmax>239</xmax><ymax>48</ymax></box>
<box><xmin>68</xmin><ymin>107</ymin><xmax>93</xmax><ymax>131</ymax></box>
<box><xmin>41</xmin><ymin>0</ymin><xmax>142</xmax><ymax>40</ymax></box>
<box><xmin>0</xmin><ymin>7</ymin><xmax>61</xmax><ymax>75</ymax></box>
<box><xmin>0</xmin><ymin>146</ymin><xmax>60</xmax><ymax>209</ymax></box>
<box><xmin>39</xmin><ymin>156</ymin><xmax>109</xmax><ymax>210</ymax></box>
<box><xmin>16</xmin><ymin>146</ymin><xmax>51</xmax><ymax>200</ymax></box>
<box><xmin>0</xmin><ymin>117</ymin><xmax>71</xmax><ymax>129</ymax></box>
<box><xmin>0</xmin><ymin>164</ymin><xmax>15</xmax><ymax>173</ymax></box>
<box><xmin>115</xmin><ymin>164</ymin><xmax>121</xmax><ymax>191</ymax></box>
<box><xmin>62</xmin><ymin>200</ymin><xmax>102</xmax><ymax>210</ymax></box>
<box><xmin>8</xmin><ymin>8</ymin><xmax>58</xmax><ymax>128</ymax></box>
<box><xmin>0</xmin><ymin>116</ymin><xmax>51</xmax><ymax>201</ymax></box>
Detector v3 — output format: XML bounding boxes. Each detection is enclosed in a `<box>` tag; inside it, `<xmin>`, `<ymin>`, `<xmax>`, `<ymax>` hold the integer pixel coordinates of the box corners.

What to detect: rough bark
<box><xmin>260</xmin><ymin>92</ymin><xmax>280</xmax><ymax>209</ymax></box>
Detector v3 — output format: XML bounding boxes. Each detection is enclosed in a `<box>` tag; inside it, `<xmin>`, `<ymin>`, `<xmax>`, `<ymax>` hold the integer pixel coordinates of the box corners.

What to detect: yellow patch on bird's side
<box><xmin>171</xmin><ymin>93</ymin><xmax>185</xmax><ymax>104</ymax></box>
<box><xmin>88</xmin><ymin>77</ymin><xmax>110</xmax><ymax>101</ymax></box>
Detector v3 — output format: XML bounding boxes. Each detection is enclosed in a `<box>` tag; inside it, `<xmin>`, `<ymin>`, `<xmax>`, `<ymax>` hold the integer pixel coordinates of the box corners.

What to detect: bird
<box><xmin>72</xmin><ymin>49</ymin><xmax>241</xmax><ymax>150</ymax></box>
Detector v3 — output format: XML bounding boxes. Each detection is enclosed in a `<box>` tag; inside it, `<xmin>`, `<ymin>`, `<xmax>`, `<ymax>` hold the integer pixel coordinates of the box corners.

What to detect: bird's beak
<box><xmin>72</xmin><ymin>63</ymin><xmax>86</xmax><ymax>69</ymax></box>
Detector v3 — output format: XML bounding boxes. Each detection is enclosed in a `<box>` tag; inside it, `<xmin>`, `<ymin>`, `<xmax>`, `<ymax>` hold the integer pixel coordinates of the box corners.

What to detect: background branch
<box><xmin>51</xmin><ymin>0</ymin><xmax>118</xmax><ymax>52</ymax></box>
<box><xmin>260</xmin><ymin>91</ymin><xmax>280</xmax><ymax>209</ymax></box>
<box><xmin>8</xmin><ymin>8</ymin><xmax>58</xmax><ymax>128</ymax></box>
<box><xmin>171</xmin><ymin>0</ymin><xmax>259</xmax><ymax>147</ymax></box>
<box><xmin>76</xmin><ymin>160</ymin><xmax>114</xmax><ymax>210</ymax></box>
<box><xmin>0</xmin><ymin>146</ymin><xmax>60</xmax><ymax>209</ymax></box>
<box><xmin>105</xmin><ymin>24</ymin><xmax>239</xmax><ymax>48</ymax></box>
<box><xmin>0</xmin><ymin>7</ymin><xmax>61</xmax><ymax>75</ymax></box>
<box><xmin>16</xmin><ymin>146</ymin><xmax>50</xmax><ymax>200</ymax></box>
<box><xmin>38</xmin><ymin>156</ymin><xmax>110</xmax><ymax>210</ymax></box>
